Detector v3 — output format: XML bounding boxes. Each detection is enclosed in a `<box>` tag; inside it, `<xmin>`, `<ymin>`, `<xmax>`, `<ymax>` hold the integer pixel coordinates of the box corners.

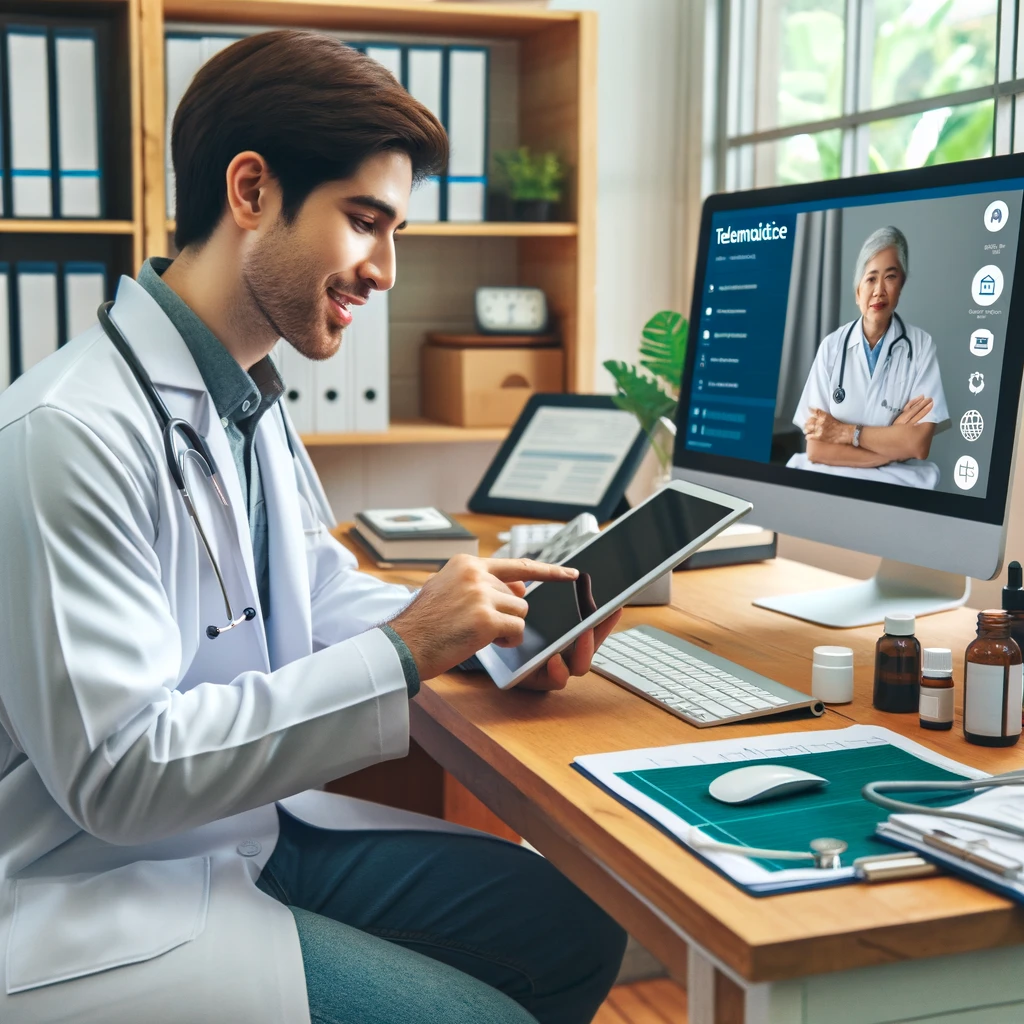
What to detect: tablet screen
<box><xmin>487</xmin><ymin>487</ymin><xmax>736</xmax><ymax>675</ymax></box>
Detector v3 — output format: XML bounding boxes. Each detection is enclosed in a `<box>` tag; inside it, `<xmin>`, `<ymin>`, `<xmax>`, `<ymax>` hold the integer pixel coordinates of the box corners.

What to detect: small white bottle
<box><xmin>919</xmin><ymin>648</ymin><xmax>954</xmax><ymax>731</ymax></box>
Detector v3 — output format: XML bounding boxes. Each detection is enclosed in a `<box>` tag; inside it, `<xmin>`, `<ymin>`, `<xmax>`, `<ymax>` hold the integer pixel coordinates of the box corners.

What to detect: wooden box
<box><xmin>421</xmin><ymin>344</ymin><xmax>564</xmax><ymax>427</ymax></box>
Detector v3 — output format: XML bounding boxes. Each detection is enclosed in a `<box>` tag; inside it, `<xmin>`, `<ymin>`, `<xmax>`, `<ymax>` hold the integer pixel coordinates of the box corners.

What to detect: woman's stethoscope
<box><xmin>688</xmin><ymin>771</ymin><xmax>1024</xmax><ymax>871</ymax></box>
<box><xmin>832</xmin><ymin>311</ymin><xmax>912</xmax><ymax>405</ymax></box>
<box><xmin>98</xmin><ymin>301</ymin><xmax>257</xmax><ymax>639</ymax></box>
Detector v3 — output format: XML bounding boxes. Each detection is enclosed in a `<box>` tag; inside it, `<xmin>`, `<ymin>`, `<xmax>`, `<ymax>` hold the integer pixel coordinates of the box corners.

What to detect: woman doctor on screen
<box><xmin>786</xmin><ymin>225</ymin><xmax>949</xmax><ymax>489</ymax></box>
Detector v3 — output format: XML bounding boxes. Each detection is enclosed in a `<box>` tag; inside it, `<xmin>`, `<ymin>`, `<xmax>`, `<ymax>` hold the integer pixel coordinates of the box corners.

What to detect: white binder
<box><xmin>349</xmin><ymin>291</ymin><xmax>390</xmax><ymax>432</ymax></box>
<box><xmin>8</xmin><ymin>28</ymin><xmax>52</xmax><ymax>217</ymax></box>
<box><xmin>16</xmin><ymin>264</ymin><xmax>59</xmax><ymax>374</ymax></box>
<box><xmin>447</xmin><ymin>180</ymin><xmax>486</xmax><ymax>223</ymax></box>
<box><xmin>64</xmin><ymin>262</ymin><xmax>106</xmax><ymax>342</ymax></box>
<box><xmin>164</xmin><ymin>35</ymin><xmax>204</xmax><ymax>219</ymax></box>
<box><xmin>165</xmin><ymin>35</ymin><xmax>240</xmax><ymax>218</ymax></box>
<box><xmin>365</xmin><ymin>44</ymin><xmax>402</xmax><ymax>82</ymax></box>
<box><xmin>446</xmin><ymin>48</ymin><xmax>488</xmax><ymax>222</ymax></box>
<box><xmin>0</xmin><ymin>265</ymin><xmax>10</xmax><ymax>390</ymax></box>
<box><xmin>406</xmin><ymin>176</ymin><xmax>441</xmax><ymax>222</ymax></box>
<box><xmin>405</xmin><ymin>47</ymin><xmax>444</xmax><ymax>222</ymax></box>
<box><xmin>273</xmin><ymin>340</ymin><xmax>315</xmax><ymax>436</ymax></box>
<box><xmin>55</xmin><ymin>30</ymin><xmax>102</xmax><ymax>217</ymax></box>
<box><xmin>313</xmin><ymin>330</ymin><xmax>354</xmax><ymax>433</ymax></box>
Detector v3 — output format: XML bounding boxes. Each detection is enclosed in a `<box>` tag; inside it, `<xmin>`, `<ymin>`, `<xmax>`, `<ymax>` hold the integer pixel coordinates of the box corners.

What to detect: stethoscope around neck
<box><xmin>97</xmin><ymin>301</ymin><xmax>257</xmax><ymax>639</ymax></box>
<box><xmin>832</xmin><ymin>311</ymin><xmax>912</xmax><ymax>405</ymax></box>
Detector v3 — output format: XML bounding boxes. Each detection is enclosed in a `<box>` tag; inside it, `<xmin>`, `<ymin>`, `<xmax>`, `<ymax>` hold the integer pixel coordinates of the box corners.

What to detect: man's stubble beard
<box><xmin>241</xmin><ymin>225</ymin><xmax>343</xmax><ymax>362</ymax></box>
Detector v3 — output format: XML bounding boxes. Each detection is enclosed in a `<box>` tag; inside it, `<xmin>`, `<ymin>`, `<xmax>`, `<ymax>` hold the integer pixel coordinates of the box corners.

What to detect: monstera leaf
<box><xmin>603</xmin><ymin>360</ymin><xmax>676</xmax><ymax>438</ymax></box>
<box><xmin>639</xmin><ymin>310</ymin><xmax>687</xmax><ymax>392</ymax></box>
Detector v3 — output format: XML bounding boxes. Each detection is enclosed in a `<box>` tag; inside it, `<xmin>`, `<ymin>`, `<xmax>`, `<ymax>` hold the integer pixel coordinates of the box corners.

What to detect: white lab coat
<box><xmin>0</xmin><ymin>277</ymin><xmax>464</xmax><ymax>1023</ymax></box>
<box><xmin>786</xmin><ymin>316</ymin><xmax>949</xmax><ymax>489</ymax></box>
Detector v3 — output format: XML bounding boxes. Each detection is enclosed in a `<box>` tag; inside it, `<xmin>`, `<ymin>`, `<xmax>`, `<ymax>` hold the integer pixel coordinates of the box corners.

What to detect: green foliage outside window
<box><xmin>768</xmin><ymin>0</ymin><xmax>996</xmax><ymax>187</ymax></box>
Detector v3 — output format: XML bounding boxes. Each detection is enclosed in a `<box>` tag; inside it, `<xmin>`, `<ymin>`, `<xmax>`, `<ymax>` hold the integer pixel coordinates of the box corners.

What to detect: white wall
<box><xmin>311</xmin><ymin>0</ymin><xmax>692</xmax><ymax>520</ymax></box>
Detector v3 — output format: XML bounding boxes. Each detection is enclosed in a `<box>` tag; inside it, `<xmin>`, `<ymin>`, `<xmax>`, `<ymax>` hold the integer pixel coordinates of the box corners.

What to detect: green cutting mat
<box><xmin>616</xmin><ymin>744</ymin><xmax>973</xmax><ymax>870</ymax></box>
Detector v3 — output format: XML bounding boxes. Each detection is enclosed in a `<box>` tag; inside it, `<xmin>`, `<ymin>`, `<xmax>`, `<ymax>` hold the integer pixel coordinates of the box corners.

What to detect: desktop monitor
<box><xmin>672</xmin><ymin>154</ymin><xmax>1024</xmax><ymax>626</ymax></box>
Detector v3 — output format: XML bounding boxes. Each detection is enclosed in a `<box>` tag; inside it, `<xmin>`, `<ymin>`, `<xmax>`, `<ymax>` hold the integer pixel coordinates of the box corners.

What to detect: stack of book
<box><xmin>350</xmin><ymin>507</ymin><xmax>479</xmax><ymax>569</ymax></box>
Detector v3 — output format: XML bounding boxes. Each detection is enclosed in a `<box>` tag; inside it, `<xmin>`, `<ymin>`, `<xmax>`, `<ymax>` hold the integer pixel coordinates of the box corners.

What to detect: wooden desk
<box><xmin>338</xmin><ymin>515</ymin><xmax>1024</xmax><ymax>1024</ymax></box>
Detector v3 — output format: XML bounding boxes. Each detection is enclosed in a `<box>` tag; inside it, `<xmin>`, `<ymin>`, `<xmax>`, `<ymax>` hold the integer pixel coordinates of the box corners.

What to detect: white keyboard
<box><xmin>592</xmin><ymin>625</ymin><xmax>824</xmax><ymax>728</ymax></box>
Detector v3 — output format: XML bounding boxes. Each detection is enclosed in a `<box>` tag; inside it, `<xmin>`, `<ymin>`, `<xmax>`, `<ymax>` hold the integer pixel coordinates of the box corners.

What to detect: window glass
<box><xmin>867</xmin><ymin>99</ymin><xmax>994</xmax><ymax>172</ymax></box>
<box><xmin>757</xmin><ymin>0</ymin><xmax>846</xmax><ymax>129</ymax></box>
<box><xmin>870</xmin><ymin>0</ymin><xmax>997</xmax><ymax>110</ymax></box>
<box><xmin>754</xmin><ymin>130</ymin><xmax>843</xmax><ymax>187</ymax></box>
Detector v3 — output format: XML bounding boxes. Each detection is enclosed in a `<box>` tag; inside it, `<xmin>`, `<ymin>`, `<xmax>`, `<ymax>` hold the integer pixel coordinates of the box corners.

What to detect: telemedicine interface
<box><xmin>685</xmin><ymin>179</ymin><xmax>1024</xmax><ymax>499</ymax></box>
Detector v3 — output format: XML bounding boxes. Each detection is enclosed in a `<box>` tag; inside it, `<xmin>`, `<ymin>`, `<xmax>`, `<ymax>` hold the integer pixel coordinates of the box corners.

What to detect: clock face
<box><xmin>475</xmin><ymin>287</ymin><xmax>548</xmax><ymax>333</ymax></box>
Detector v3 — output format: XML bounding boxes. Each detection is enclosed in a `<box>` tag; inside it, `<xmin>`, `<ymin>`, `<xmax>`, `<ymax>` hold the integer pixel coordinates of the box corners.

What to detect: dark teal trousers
<box><xmin>255</xmin><ymin>807</ymin><xmax>626</xmax><ymax>1024</ymax></box>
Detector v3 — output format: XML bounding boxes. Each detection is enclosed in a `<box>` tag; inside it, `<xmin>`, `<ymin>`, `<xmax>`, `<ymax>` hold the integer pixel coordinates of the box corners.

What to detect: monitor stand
<box><xmin>754</xmin><ymin>559</ymin><xmax>971</xmax><ymax>629</ymax></box>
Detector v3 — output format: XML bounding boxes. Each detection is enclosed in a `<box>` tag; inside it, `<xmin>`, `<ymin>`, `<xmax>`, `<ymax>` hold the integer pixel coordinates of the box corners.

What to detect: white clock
<box><xmin>474</xmin><ymin>287</ymin><xmax>549</xmax><ymax>334</ymax></box>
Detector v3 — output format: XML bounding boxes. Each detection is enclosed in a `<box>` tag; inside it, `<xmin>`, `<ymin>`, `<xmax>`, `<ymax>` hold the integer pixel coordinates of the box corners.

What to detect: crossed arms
<box><xmin>803</xmin><ymin>395</ymin><xmax>937</xmax><ymax>467</ymax></box>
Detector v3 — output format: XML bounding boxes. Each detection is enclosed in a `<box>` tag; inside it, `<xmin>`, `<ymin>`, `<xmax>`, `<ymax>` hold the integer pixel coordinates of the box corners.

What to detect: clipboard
<box><xmin>468</xmin><ymin>394</ymin><xmax>650</xmax><ymax>522</ymax></box>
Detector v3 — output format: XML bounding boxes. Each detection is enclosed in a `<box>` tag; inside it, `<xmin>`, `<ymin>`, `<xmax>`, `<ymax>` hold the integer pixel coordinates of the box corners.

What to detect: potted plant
<box><xmin>493</xmin><ymin>146</ymin><xmax>564</xmax><ymax>221</ymax></box>
<box><xmin>603</xmin><ymin>310</ymin><xmax>688</xmax><ymax>488</ymax></box>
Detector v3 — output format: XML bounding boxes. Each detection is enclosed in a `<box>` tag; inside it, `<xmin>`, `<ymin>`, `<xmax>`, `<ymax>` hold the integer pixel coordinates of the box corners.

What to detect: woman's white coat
<box><xmin>787</xmin><ymin>317</ymin><xmax>949</xmax><ymax>488</ymax></box>
<box><xmin>0</xmin><ymin>276</ymin><xmax>428</xmax><ymax>1022</ymax></box>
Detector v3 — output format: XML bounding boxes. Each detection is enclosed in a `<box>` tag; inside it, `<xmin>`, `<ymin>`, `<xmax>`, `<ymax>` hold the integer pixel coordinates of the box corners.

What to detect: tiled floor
<box><xmin>595</xmin><ymin>979</ymin><xmax>688</xmax><ymax>1023</ymax></box>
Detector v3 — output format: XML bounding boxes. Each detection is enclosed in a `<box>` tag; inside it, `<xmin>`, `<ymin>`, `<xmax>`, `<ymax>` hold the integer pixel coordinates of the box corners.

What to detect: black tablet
<box><xmin>475</xmin><ymin>479</ymin><xmax>752</xmax><ymax>689</ymax></box>
<box><xmin>468</xmin><ymin>394</ymin><xmax>650</xmax><ymax>522</ymax></box>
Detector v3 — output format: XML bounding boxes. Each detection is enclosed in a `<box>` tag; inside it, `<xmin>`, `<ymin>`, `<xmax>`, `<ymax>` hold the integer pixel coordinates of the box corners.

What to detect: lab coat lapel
<box><xmin>256</xmin><ymin>411</ymin><xmax>313</xmax><ymax>668</ymax></box>
<box><xmin>108</xmin><ymin>275</ymin><xmax>270</xmax><ymax>669</ymax></box>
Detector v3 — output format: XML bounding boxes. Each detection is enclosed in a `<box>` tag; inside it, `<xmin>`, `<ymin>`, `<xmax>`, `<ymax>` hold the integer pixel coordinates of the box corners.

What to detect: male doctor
<box><xmin>0</xmin><ymin>31</ymin><xmax>626</xmax><ymax>1024</ymax></box>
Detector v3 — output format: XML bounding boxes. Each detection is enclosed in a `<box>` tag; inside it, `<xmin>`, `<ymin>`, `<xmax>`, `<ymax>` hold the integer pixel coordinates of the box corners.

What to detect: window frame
<box><xmin>713</xmin><ymin>0</ymin><xmax>1024</xmax><ymax>193</ymax></box>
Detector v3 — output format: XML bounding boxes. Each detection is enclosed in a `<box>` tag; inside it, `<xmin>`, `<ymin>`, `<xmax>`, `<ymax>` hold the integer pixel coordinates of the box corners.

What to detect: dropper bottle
<box><xmin>1003</xmin><ymin>561</ymin><xmax>1024</xmax><ymax>658</ymax></box>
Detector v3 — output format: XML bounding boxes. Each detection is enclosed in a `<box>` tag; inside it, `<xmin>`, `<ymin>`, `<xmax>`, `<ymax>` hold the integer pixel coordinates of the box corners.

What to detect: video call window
<box><xmin>685</xmin><ymin>181</ymin><xmax>1022</xmax><ymax>499</ymax></box>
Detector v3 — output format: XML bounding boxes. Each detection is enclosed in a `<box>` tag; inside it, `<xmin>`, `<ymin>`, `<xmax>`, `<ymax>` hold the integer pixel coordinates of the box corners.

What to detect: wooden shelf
<box><xmin>300</xmin><ymin>419</ymin><xmax>508</xmax><ymax>447</ymax></box>
<box><xmin>163</xmin><ymin>0</ymin><xmax>579</xmax><ymax>37</ymax></box>
<box><xmin>165</xmin><ymin>218</ymin><xmax>576</xmax><ymax>238</ymax></box>
<box><xmin>0</xmin><ymin>219</ymin><xmax>137</xmax><ymax>236</ymax></box>
<box><xmin>402</xmin><ymin>222</ymin><xmax>577</xmax><ymax>238</ymax></box>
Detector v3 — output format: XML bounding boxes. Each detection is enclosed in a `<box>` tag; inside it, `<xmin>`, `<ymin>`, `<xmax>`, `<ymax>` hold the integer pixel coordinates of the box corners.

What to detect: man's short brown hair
<box><xmin>172</xmin><ymin>29</ymin><xmax>448</xmax><ymax>249</ymax></box>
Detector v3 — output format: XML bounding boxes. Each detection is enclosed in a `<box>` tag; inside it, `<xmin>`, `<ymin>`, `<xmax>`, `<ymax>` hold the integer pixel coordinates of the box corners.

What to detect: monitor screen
<box><xmin>675</xmin><ymin>158</ymin><xmax>1024</xmax><ymax>527</ymax></box>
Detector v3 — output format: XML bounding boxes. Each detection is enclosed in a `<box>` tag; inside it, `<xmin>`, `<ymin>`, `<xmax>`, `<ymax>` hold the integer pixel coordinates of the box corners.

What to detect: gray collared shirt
<box><xmin>135</xmin><ymin>258</ymin><xmax>419</xmax><ymax>696</ymax></box>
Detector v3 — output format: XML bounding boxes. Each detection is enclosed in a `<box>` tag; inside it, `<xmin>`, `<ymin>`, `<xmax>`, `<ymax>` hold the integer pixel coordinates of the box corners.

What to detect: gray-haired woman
<box><xmin>786</xmin><ymin>225</ymin><xmax>950</xmax><ymax>489</ymax></box>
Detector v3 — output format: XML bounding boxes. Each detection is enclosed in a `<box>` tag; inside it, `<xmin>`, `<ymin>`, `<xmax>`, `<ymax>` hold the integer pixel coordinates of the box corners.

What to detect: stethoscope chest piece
<box><xmin>832</xmin><ymin>386</ymin><xmax>846</xmax><ymax>404</ymax></box>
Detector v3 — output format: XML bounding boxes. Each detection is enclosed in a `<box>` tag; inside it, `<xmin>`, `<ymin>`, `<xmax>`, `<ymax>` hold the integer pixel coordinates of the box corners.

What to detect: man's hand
<box><xmin>803</xmin><ymin>408</ymin><xmax>854</xmax><ymax>445</ymax></box>
<box><xmin>516</xmin><ymin>609</ymin><xmax>623</xmax><ymax>691</ymax></box>
<box><xmin>388</xmin><ymin>554</ymin><xmax>581</xmax><ymax>682</ymax></box>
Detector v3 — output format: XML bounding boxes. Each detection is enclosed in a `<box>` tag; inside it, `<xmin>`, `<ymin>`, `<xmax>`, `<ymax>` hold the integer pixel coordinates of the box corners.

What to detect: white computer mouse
<box><xmin>708</xmin><ymin>764</ymin><xmax>829</xmax><ymax>805</ymax></box>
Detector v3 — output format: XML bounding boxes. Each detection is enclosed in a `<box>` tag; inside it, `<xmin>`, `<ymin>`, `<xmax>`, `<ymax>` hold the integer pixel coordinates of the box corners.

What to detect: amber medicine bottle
<box><xmin>1003</xmin><ymin>561</ymin><xmax>1024</xmax><ymax>659</ymax></box>
<box><xmin>963</xmin><ymin>609</ymin><xmax>1023</xmax><ymax>747</ymax></box>
<box><xmin>919</xmin><ymin>648</ymin><xmax>954</xmax><ymax>731</ymax></box>
<box><xmin>873</xmin><ymin>613</ymin><xmax>921</xmax><ymax>713</ymax></box>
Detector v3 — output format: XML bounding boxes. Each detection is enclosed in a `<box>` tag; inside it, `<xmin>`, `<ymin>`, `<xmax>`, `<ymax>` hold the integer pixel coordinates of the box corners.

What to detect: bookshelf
<box><xmin>138</xmin><ymin>0</ymin><xmax>597</xmax><ymax>445</ymax></box>
<box><xmin>0</xmin><ymin>0</ymin><xmax>145</xmax><ymax>289</ymax></box>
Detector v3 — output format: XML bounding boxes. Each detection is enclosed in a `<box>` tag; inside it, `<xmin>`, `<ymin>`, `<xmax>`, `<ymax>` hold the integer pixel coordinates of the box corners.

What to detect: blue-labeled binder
<box><xmin>54</xmin><ymin>28</ymin><xmax>103</xmax><ymax>218</ymax></box>
<box><xmin>63</xmin><ymin>261</ymin><xmax>106</xmax><ymax>342</ymax></box>
<box><xmin>405</xmin><ymin>45</ymin><xmax>446</xmax><ymax>221</ymax></box>
<box><xmin>446</xmin><ymin>46</ymin><xmax>489</xmax><ymax>222</ymax></box>
<box><xmin>15</xmin><ymin>262</ymin><xmax>59</xmax><ymax>374</ymax></box>
<box><xmin>364</xmin><ymin>44</ymin><xmax>402</xmax><ymax>82</ymax></box>
<box><xmin>7</xmin><ymin>27</ymin><xmax>53</xmax><ymax>217</ymax></box>
<box><xmin>0</xmin><ymin>264</ymin><xmax>10</xmax><ymax>388</ymax></box>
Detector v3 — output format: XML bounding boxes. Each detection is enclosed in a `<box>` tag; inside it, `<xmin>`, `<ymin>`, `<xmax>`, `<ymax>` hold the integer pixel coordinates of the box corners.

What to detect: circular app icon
<box><xmin>970</xmin><ymin>329</ymin><xmax>995</xmax><ymax>356</ymax></box>
<box><xmin>985</xmin><ymin>200</ymin><xmax>1009</xmax><ymax>232</ymax></box>
<box><xmin>968</xmin><ymin>371</ymin><xmax>985</xmax><ymax>395</ymax></box>
<box><xmin>972</xmin><ymin>265</ymin><xmax>1004</xmax><ymax>306</ymax></box>
<box><xmin>954</xmin><ymin>455</ymin><xmax>980</xmax><ymax>490</ymax></box>
<box><xmin>960</xmin><ymin>409</ymin><xmax>984</xmax><ymax>442</ymax></box>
